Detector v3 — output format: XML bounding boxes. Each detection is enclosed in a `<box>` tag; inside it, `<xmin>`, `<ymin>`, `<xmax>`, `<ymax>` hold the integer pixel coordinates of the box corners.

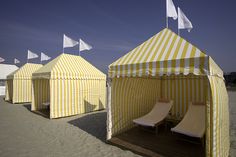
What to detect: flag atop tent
<box><xmin>166</xmin><ymin>0</ymin><xmax>177</xmax><ymax>28</ymax></box>
<box><xmin>41</xmin><ymin>52</ymin><xmax>51</xmax><ymax>62</ymax></box>
<box><xmin>63</xmin><ymin>34</ymin><xmax>78</xmax><ymax>48</ymax></box>
<box><xmin>79</xmin><ymin>39</ymin><xmax>92</xmax><ymax>52</ymax></box>
<box><xmin>14</xmin><ymin>58</ymin><xmax>20</xmax><ymax>64</ymax></box>
<box><xmin>178</xmin><ymin>7</ymin><xmax>193</xmax><ymax>33</ymax></box>
<box><xmin>27</xmin><ymin>50</ymin><xmax>39</xmax><ymax>61</ymax></box>
<box><xmin>0</xmin><ymin>57</ymin><xmax>5</xmax><ymax>63</ymax></box>
<box><xmin>63</xmin><ymin>34</ymin><xmax>79</xmax><ymax>53</ymax></box>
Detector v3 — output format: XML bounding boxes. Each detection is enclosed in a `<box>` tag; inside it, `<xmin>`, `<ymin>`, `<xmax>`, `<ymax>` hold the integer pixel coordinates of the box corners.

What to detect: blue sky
<box><xmin>0</xmin><ymin>0</ymin><xmax>235</xmax><ymax>73</ymax></box>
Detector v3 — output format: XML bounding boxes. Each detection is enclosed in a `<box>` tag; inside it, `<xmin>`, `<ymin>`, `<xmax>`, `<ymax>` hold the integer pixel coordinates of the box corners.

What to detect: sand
<box><xmin>0</xmin><ymin>98</ymin><xmax>140</xmax><ymax>157</ymax></box>
<box><xmin>0</xmin><ymin>92</ymin><xmax>235</xmax><ymax>157</ymax></box>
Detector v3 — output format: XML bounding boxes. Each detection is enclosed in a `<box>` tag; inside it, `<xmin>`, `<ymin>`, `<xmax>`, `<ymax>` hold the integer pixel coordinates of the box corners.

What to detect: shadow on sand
<box><xmin>23</xmin><ymin>104</ymin><xmax>50</xmax><ymax>118</ymax></box>
<box><xmin>23</xmin><ymin>104</ymin><xmax>31</xmax><ymax>111</ymax></box>
<box><xmin>68</xmin><ymin>111</ymin><xmax>107</xmax><ymax>142</ymax></box>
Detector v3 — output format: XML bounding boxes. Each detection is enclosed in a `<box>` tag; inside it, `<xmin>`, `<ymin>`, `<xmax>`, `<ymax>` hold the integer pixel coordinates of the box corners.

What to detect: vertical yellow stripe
<box><xmin>54</xmin><ymin>80</ymin><xmax>58</xmax><ymax>118</ymax></box>
<box><xmin>181</xmin><ymin>78</ymin><xmax>184</xmax><ymax>114</ymax></box>
<box><xmin>149</xmin><ymin>30</ymin><xmax>168</xmax><ymax>75</ymax></box>
<box><xmin>73</xmin><ymin>80</ymin><xmax>77</xmax><ymax>115</ymax></box>
<box><xmin>171</xmin><ymin>39</ymin><xmax>183</xmax><ymax>73</ymax></box>
<box><xmin>156</xmin><ymin>32</ymin><xmax>173</xmax><ymax>73</ymax></box>
<box><xmin>189</xmin><ymin>47</ymin><xmax>196</xmax><ymax>73</ymax></box>
<box><xmin>63</xmin><ymin>80</ymin><xmax>67</xmax><ymax>116</ymax></box>
<box><xmin>50</xmin><ymin>79</ymin><xmax>54</xmax><ymax>118</ymax></box>
<box><xmin>179</xmin><ymin>43</ymin><xmax>189</xmax><ymax>73</ymax></box>
<box><xmin>163</xmin><ymin>35</ymin><xmax>178</xmax><ymax>74</ymax></box>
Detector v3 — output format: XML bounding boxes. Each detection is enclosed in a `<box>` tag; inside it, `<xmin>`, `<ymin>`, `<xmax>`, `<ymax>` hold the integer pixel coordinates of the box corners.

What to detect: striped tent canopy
<box><xmin>109</xmin><ymin>28</ymin><xmax>223</xmax><ymax>78</ymax></box>
<box><xmin>33</xmin><ymin>53</ymin><xmax>106</xmax><ymax>80</ymax></box>
<box><xmin>107</xmin><ymin>28</ymin><xmax>229</xmax><ymax>156</ymax></box>
<box><xmin>5</xmin><ymin>63</ymin><xmax>42</xmax><ymax>103</ymax></box>
<box><xmin>7</xmin><ymin>63</ymin><xmax>43</xmax><ymax>79</ymax></box>
<box><xmin>31</xmin><ymin>53</ymin><xmax>106</xmax><ymax>119</ymax></box>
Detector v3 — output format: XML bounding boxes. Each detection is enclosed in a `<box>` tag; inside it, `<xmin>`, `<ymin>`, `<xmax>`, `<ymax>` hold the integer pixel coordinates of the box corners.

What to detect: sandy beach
<box><xmin>0</xmin><ymin>92</ymin><xmax>235</xmax><ymax>157</ymax></box>
<box><xmin>0</xmin><ymin>98</ymin><xmax>140</xmax><ymax>157</ymax></box>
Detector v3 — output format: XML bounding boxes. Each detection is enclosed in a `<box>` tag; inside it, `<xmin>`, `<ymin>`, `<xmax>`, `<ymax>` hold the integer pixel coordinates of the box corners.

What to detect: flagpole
<box><xmin>166</xmin><ymin>17</ymin><xmax>168</xmax><ymax>28</ymax></box>
<box><xmin>78</xmin><ymin>39</ymin><xmax>80</xmax><ymax>56</ymax></box>
<box><xmin>78</xmin><ymin>42</ymin><xmax>80</xmax><ymax>56</ymax></box>
<box><xmin>166</xmin><ymin>0</ymin><xmax>168</xmax><ymax>28</ymax></box>
<box><xmin>63</xmin><ymin>34</ymin><xmax>64</xmax><ymax>54</ymax></box>
<box><xmin>178</xmin><ymin>7</ymin><xmax>179</xmax><ymax>36</ymax></box>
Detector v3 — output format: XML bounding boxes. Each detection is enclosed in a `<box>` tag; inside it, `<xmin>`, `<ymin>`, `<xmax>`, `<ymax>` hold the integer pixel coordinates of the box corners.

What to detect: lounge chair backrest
<box><xmin>148</xmin><ymin>100</ymin><xmax>173</xmax><ymax>119</ymax></box>
<box><xmin>187</xmin><ymin>102</ymin><xmax>205</xmax><ymax>119</ymax></box>
<box><xmin>186</xmin><ymin>102</ymin><xmax>205</xmax><ymax>129</ymax></box>
<box><xmin>133</xmin><ymin>100</ymin><xmax>173</xmax><ymax>127</ymax></box>
<box><xmin>172</xmin><ymin>102</ymin><xmax>205</xmax><ymax>137</ymax></box>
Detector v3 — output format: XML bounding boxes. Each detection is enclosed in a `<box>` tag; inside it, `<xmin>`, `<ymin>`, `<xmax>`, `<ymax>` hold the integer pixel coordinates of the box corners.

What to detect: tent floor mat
<box><xmin>108</xmin><ymin>125</ymin><xmax>205</xmax><ymax>157</ymax></box>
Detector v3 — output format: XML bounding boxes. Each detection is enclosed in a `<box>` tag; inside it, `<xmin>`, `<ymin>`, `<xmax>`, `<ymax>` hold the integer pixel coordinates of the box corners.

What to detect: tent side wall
<box><xmin>108</xmin><ymin>75</ymin><xmax>208</xmax><ymax>139</ymax></box>
<box><xmin>31</xmin><ymin>79</ymin><xmax>50</xmax><ymax>111</ymax></box>
<box><xmin>5</xmin><ymin>79</ymin><xmax>13</xmax><ymax>101</ymax></box>
<box><xmin>207</xmin><ymin>76</ymin><xmax>229</xmax><ymax>157</ymax></box>
<box><xmin>161</xmin><ymin>75</ymin><xmax>208</xmax><ymax>118</ymax></box>
<box><xmin>50</xmin><ymin>78</ymin><xmax>106</xmax><ymax>119</ymax></box>
<box><xmin>12</xmin><ymin>79</ymin><xmax>33</xmax><ymax>103</ymax></box>
<box><xmin>108</xmin><ymin>77</ymin><xmax>161</xmax><ymax>137</ymax></box>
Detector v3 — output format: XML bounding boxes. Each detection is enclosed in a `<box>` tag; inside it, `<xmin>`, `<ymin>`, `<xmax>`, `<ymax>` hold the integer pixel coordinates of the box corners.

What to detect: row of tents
<box><xmin>5</xmin><ymin>54</ymin><xmax>107</xmax><ymax>119</ymax></box>
<box><xmin>3</xmin><ymin>28</ymin><xmax>229</xmax><ymax>157</ymax></box>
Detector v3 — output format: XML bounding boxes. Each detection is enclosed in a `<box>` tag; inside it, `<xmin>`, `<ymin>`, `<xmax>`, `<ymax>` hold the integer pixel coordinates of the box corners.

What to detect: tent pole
<box><xmin>78</xmin><ymin>43</ymin><xmax>80</xmax><ymax>56</ymax></box>
<box><xmin>107</xmin><ymin>78</ymin><xmax>112</xmax><ymax>140</ymax></box>
<box><xmin>166</xmin><ymin>0</ymin><xmax>168</xmax><ymax>28</ymax></box>
<box><xmin>166</xmin><ymin>17</ymin><xmax>168</xmax><ymax>28</ymax></box>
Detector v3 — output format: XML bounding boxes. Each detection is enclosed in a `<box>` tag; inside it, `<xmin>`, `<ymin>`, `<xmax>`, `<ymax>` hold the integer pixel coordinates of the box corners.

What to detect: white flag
<box><xmin>63</xmin><ymin>34</ymin><xmax>79</xmax><ymax>48</ymax></box>
<box><xmin>166</xmin><ymin>0</ymin><xmax>177</xmax><ymax>20</ymax></box>
<box><xmin>41</xmin><ymin>52</ymin><xmax>51</xmax><ymax>61</ymax></box>
<box><xmin>27</xmin><ymin>50</ymin><xmax>38</xmax><ymax>59</ymax></box>
<box><xmin>79</xmin><ymin>39</ymin><xmax>92</xmax><ymax>52</ymax></box>
<box><xmin>0</xmin><ymin>57</ymin><xmax>5</xmax><ymax>63</ymax></box>
<box><xmin>178</xmin><ymin>7</ymin><xmax>193</xmax><ymax>32</ymax></box>
<box><xmin>14</xmin><ymin>58</ymin><xmax>20</xmax><ymax>64</ymax></box>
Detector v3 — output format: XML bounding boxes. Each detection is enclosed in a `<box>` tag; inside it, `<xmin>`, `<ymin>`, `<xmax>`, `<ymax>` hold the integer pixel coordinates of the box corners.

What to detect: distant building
<box><xmin>224</xmin><ymin>72</ymin><xmax>236</xmax><ymax>86</ymax></box>
<box><xmin>0</xmin><ymin>64</ymin><xmax>18</xmax><ymax>95</ymax></box>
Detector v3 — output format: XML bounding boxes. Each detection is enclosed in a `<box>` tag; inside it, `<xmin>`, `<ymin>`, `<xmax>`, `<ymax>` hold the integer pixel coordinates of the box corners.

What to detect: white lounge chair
<box><xmin>171</xmin><ymin>102</ymin><xmax>205</xmax><ymax>138</ymax></box>
<box><xmin>133</xmin><ymin>100</ymin><xmax>173</xmax><ymax>132</ymax></box>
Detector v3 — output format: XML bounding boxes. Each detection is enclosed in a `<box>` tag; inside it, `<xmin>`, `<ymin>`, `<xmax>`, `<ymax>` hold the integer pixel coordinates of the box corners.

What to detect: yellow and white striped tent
<box><xmin>31</xmin><ymin>53</ymin><xmax>106</xmax><ymax>119</ymax></box>
<box><xmin>107</xmin><ymin>28</ymin><xmax>229</xmax><ymax>157</ymax></box>
<box><xmin>5</xmin><ymin>63</ymin><xmax>43</xmax><ymax>103</ymax></box>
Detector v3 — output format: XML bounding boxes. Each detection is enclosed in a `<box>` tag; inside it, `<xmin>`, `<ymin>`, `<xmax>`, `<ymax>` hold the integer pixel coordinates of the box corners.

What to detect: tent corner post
<box><xmin>106</xmin><ymin>77</ymin><xmax>112</xmax><ymax>140</ymax></box>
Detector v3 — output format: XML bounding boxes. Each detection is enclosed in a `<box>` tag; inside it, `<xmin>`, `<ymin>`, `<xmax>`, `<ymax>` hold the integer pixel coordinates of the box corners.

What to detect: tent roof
<box><xmin>33</xmin><ymin>53</ymin><xmax>106</xmax><ymax>80</ymax></box>
<box><xmin>0</xmin><ymin>64</ymin><xmax>18</xmax><ymax>80</ymax></box>
<box><xmin>109</xmin><ymin>28</ymin><xmax>223</xmax><ymax>78</ymax></box>
<box><xmin>7</xmin><ymin>63</ymin><xmax>42</xmax><ymax>79</ymax></box>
